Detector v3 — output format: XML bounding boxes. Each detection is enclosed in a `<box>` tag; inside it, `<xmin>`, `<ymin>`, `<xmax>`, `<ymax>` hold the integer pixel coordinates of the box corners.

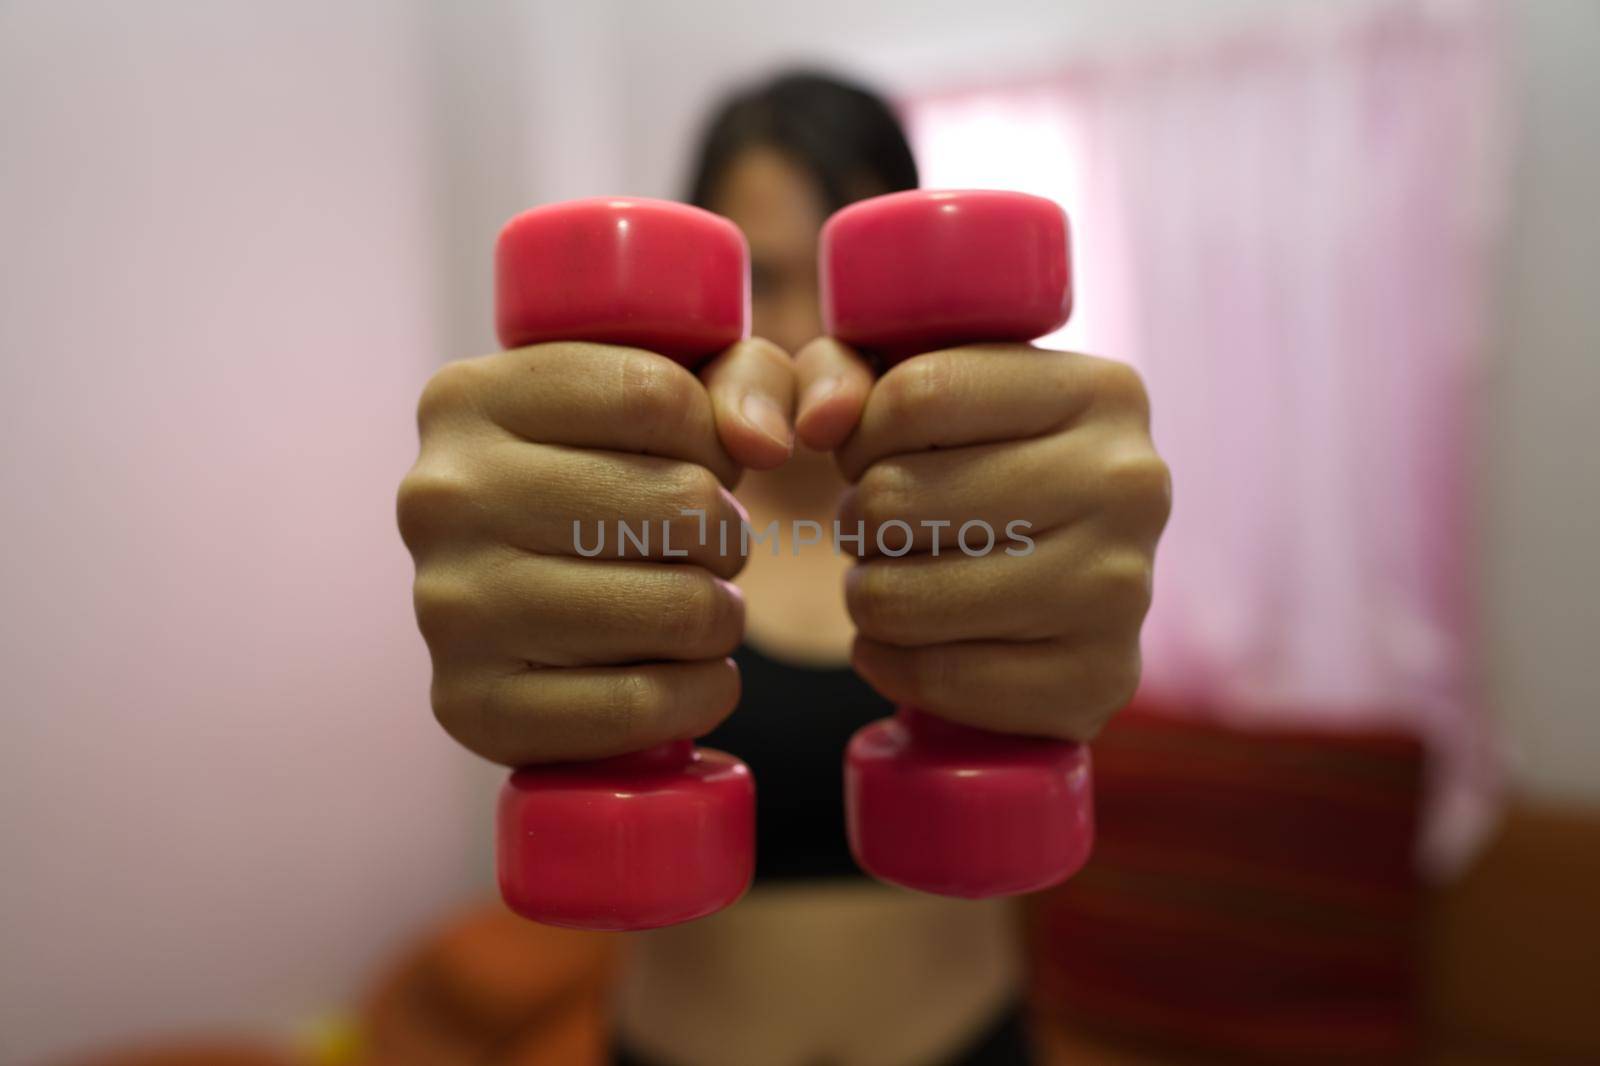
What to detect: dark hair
<box><xmin>687</xmin><ymin>70</ymin><xmax>919</xmax><ymax>215</ymax></box>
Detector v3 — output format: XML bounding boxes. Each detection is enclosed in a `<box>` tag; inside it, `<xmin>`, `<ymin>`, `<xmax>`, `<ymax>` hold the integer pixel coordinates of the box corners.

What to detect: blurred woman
<box><xmin>611</xmin><ymin>73</ymin><xmax>1033</xmax><ymax>1066</ymax></box>
<box><xmin>399</xmin><ymin>69</ymin><xmax>1169</xmax><ymax>1066</ymax></box>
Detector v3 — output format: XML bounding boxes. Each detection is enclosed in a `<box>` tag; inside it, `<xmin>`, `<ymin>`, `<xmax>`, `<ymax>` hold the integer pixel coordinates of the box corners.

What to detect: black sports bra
<box><xmin>698</xmin><ymin>642</ymin><xmax>895</xmax><ymax>881</ymax></box>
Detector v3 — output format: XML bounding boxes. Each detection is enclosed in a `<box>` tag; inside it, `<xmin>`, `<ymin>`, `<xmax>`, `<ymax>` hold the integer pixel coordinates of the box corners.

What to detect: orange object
<box><xmin>359</xmin><ymin>900</ymin><xmax>621</xmax><ymax>1066</ymax></box>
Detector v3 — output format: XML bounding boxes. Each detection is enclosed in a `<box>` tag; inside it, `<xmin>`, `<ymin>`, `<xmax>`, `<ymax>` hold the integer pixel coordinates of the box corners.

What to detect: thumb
<box><xmin>700</xmin><ymin>336</ymin><xmax>795</xmax><ymax>471</ymax></box>
<box><xmin>793</xmin><ymin>337</ymin><xmax>875</xmax><ymax>452</ymax></box>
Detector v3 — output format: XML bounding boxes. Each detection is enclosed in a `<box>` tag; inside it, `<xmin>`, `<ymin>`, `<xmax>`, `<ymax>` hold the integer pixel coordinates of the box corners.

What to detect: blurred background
<box><xmin>2</xmin><ymin>0</ymin><xmax>1597</xmax><ymax>1063</ymax></box>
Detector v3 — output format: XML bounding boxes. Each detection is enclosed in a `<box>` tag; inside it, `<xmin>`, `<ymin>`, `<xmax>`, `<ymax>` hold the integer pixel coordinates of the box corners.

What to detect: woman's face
<box><xmin>706</xmin><ymin>146</ymin><xmax>830</xmax><ymax>356</ymax></box>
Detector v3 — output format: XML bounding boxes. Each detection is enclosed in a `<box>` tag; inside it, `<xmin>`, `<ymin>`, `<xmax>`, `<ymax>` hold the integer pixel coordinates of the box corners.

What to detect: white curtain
<box><xmin>905</xmin><ymin>0</ymin><xmax>1509</xmax><ymax>876</ymax></box>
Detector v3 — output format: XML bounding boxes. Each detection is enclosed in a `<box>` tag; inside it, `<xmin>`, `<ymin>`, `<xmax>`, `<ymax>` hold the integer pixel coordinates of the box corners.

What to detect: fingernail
<box><xmin>798</xmin><ymin>376</ymin><xmax>841</xmax><ymax>421</ymax></box>
<box><xmin>741</xmin><ymin>392</ymin><xmax>792</xmax><ymax>450</ymax></box>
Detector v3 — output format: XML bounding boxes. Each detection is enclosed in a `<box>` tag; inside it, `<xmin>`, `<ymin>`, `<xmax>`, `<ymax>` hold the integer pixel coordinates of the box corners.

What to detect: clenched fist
<box><xmin>794</xmin><ymin>339</ymin><xmax>1171</xmax><ymax>741</ymax></box>
<box><xmin>397</xmin><ymin>338</ymin><xmax>794</xmax><ymax>766</ymax></box>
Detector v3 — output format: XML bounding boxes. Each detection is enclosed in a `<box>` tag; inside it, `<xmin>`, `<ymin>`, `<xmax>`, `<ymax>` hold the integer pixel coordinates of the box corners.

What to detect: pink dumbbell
<box><xmin>493</xmin><ymin>197</ymin><xmax>755</xmax><ymax>930</ymax></box>
<box><xmin>823</xmin><ymin>189</ymin><xmax>1095</xmax><ymax>898</ymax></box>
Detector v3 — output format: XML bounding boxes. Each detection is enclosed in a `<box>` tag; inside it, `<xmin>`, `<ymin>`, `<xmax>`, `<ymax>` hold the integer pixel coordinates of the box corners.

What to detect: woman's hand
<box><xmin>794</xmin><ymin>339</ymin><xmax>1171</xmax><ymax>741</ymax></box>
<box><xmin>397</xmin><ymin>338</ymin><xmax>794</xmax><ymax>765</ymax></box>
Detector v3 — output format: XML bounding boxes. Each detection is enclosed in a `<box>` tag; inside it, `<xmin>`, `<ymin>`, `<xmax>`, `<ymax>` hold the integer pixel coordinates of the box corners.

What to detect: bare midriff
<box><xmin>615</xmin><ymin>882</ymin><xmax>1021</xmax><ymax>1066</ymax></box>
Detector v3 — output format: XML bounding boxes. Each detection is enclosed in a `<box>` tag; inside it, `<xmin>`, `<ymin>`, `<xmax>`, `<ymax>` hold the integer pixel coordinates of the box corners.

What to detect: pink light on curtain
<box><xmin>904</xmin><ymin>0</ymin><xmax>1509</xmax><ymax>876</ymax></box>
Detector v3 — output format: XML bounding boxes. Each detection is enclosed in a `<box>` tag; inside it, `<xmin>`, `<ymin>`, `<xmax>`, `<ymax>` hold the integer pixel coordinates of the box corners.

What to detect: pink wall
<box><xmin>0</xmin><ymin>3</ymin><xmax>488</xmax><ymax>1060</ymax></box>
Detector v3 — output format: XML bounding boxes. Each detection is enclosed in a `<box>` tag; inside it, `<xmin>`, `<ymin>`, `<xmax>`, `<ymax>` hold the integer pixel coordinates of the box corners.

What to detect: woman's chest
<box><xmin>735</xmin><ymin>536</ymin><xmax>857</xmax><ymax>665</ymax></box>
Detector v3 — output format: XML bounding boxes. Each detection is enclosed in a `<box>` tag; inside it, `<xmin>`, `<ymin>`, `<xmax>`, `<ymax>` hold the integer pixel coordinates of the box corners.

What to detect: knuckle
<box><xmin>601</xmin><ymin>662</ymin><xmax>736</xmax><ymax>746</ymax></box>
<box><xmin>412</xmin><ymin>570</ymin><xmax>483</xmax><ymax>650</ymax></box>
<box><xmin>416</xmin><ymin>358</ymin><xmax>481</xmax><ymax>428</ymax></box>
<box><xmin>1097</xmin><ymin>552</ymin><xmax>1156</xmax><ymax>626</ymax></box>
<box><xmin>429</xmin><ymin>669</ymin><xmax>500</xmax><ymax>759</ymax></box>
<box><xmin>847</xmin><ymin>566</ymin><xmax>912</xmax><ymax>643</ymax></box>
<box><xmin>911</xmin><ymin>647</ymin><xmax>963</xmax><ymax>709</ymax></box>
<box><xmin>623</xmin><ymin>352</ymin><xmax>699</xmax><ymax>442</ymax></box>
<box><xmin>661</xmin><ymin>569</ymin><xmax>739</xmax><ymax>652</ymax></box>
<box><xmin>1083</xmin><ymin>644</ymin><xmax>1142</xmax><ymax>719</ymax></box>
<box><xmin>881</xmin><ymin>355</ymin><xmax>950</xmax><ymax>425</ymax></box>
<box><xmin>1027</xmin><ymin>644</ymin><xmax>1140</xmax><ymax>742</ymax></box>
<box><xmin>1102</xmin><ymin>451</ymin><xmax>1173</xmax><ymax>528</ymax></box>
<box><xmin>429</xmin><ymin>678</ymin><xmax>473</xmax><ymax>744</ymax></box>
<box><xmin>432</xmin><ymin>668</ymin><xmax>557</xmax><ymax>766</ymax></box>
<box><xmin>600</xmin><ymin>669</ymin><xmax>665</xmax><ymax>740</ymax></box>
<box><xmin>396</xmin><ymin>461</ymin><xmax>477</xmax><ymax>551</ymax></box>
<box><xmin>663</xmin><ymin>462</ymin><xmax>724</xmax><ymax>521</ymax></box>
<box><xmin>856</xmin><ymin>462</ymin><xmax>914</xmax><ymax>528</ymax></box>
<box><xmin>1095</xmin><ymin>358</ymin><xmax>1150</xmax><ymax>413</ymax></box>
